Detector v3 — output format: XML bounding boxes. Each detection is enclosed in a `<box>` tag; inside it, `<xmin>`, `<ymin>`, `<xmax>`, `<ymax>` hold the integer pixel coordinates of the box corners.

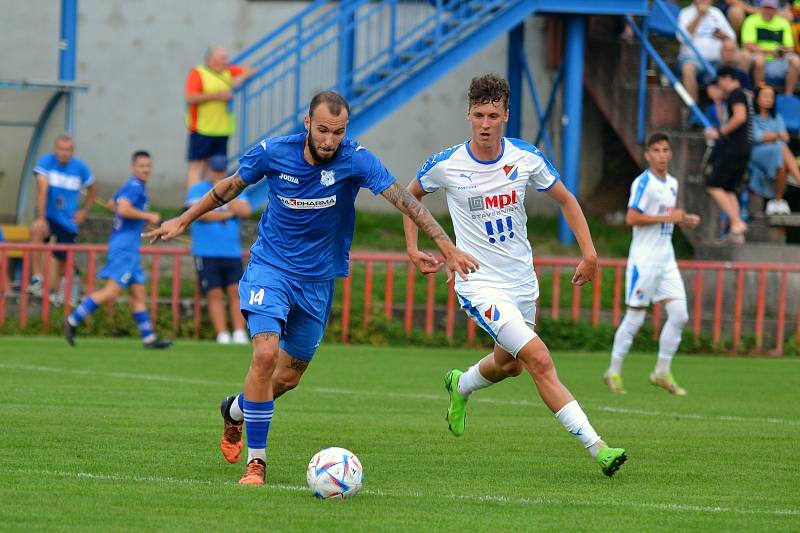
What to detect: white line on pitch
<box><xmin>13</xmin><ymin>468</ymin><xmax>800</xmax><ymax>518</ymax></box>
<box><xmin>2</xmin><ymin>363</ymin><xmax>798</xmax><ymax>427</ymax></box>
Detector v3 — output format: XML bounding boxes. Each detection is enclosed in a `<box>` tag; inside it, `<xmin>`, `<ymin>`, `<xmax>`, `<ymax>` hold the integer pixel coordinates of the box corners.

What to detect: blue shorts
<box><xmin>239</xmin><ymin>262</ymin><xmax>334</xmax><ymax>361</ymax></box>
<box><xmin>187</xmin><ymin>132</ymin><xmax>228</xmax><ymax>162</ymax></box>
<box><xmin>46</xmin><ymin>218</ymin><xmax>77</xmax><ymax>261</ymax></box>
<box><xmin>195</xmin><ymin>256</ymin><xmax>243</xmax><ymax>293</ymax></box>
<box><xmin>98</xmin><ymin>251</ymin><xmax>146</xmax><ymax>288</ymax></box>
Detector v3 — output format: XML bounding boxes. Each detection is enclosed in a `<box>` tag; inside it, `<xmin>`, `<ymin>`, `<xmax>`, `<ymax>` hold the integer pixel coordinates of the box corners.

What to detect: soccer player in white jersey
<box><xmin>604</xmin><ymin>133</ymin><xmax>700</xmax><ymax>395</ymax></box>
<box><xmin>403</xmin><ymin>74</ymin><xmax>627</xmax><ymax>477</ymax></box>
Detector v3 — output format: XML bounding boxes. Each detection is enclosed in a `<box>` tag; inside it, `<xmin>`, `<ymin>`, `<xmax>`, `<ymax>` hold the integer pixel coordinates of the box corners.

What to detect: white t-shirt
<box><xmin>627</xmin><ymin>170</ymin><xmax>679</xmax><ymax>265</ymax></box>
<box><xmin>677</xmin><ymin>5</ymin><xmax>735</xmax><ymax>62</ymax></box>
<box><xmin>417</xmin><ymin>138</ymin><xmax>559</xmax><ymax>291</ymax></box>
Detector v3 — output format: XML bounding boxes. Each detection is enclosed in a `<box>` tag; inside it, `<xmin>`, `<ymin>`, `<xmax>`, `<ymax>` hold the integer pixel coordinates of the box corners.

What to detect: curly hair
<box><xmin>468</xmin><ymin>74</ymin><xmax>510</xmax><ymax>110</ymax></box>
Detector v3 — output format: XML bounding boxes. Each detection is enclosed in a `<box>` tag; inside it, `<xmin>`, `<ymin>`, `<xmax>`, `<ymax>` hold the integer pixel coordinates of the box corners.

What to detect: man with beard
<box><xmin>145</xmin><ymin>91</ymin><xmax>479</xmax><ymax>485</ymax></box>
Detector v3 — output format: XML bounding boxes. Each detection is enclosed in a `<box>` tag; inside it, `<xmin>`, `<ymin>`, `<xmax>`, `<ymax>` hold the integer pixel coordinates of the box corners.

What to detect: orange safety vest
<box><xmin>185</xmin><ymin>65</ymin><xmax>236</xmax><ymax>137</ymax></box>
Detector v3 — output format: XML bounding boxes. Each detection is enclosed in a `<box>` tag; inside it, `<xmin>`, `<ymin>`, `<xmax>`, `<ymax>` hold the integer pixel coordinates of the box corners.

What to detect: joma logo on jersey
<box><xmin>277</xmin><ymin>194</ymin><xmax>336</xmax><ymax>209</ymax></box>
<box><xmin>278</xmin><ymin>173</ymin><xmax>299</xmax><ymax>184</ymax></box>
<box><xmin>469</xmin><ymin>190</ymin><xmax>519</xmax><ymax>211</ymax></box>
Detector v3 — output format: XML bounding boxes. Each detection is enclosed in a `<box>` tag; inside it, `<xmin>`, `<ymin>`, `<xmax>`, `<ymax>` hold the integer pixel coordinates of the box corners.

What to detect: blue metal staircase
<box><xmin>229</xmin><ymin>0</ymin><xmax>648</xmax><ymax>164</ymax></box>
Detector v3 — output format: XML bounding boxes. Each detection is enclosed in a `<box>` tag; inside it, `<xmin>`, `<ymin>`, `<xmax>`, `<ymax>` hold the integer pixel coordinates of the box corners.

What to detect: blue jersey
<box><xmin>34</xmin><ymin>153</ymin><xmax>94</xmax><ymax>233</ymax></box>
<box><xmin>108</xmin><ymin>177</ymin><xmax>148</xmax><ymax>254</ymax></box>
<box><xmin>185</xmin><ymin>181</ymin><xmax>250</xmax><ymax>259</ymax></box>
<box><xmin>237</xmin><ymin>133</ymin><xmax>396</xmax><ymax>280</ymax></box>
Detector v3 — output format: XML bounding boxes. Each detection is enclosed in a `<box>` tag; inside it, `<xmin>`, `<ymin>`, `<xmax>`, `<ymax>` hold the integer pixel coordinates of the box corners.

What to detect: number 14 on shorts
<box><xmin>249</xmin><ymin>288</ymin><xmax>265</xmax><ymax>305</ymax></box>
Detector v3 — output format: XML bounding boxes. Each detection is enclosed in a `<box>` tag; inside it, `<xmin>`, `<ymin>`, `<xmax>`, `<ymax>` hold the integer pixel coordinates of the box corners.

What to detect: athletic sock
<box><xmin>67</xmin><ymin>297</ymin><xmax>98</xmax><ymax>327</ymax></box>
<box><xmin>457</xmin><ymin>362</ymin><xmax>493</xmax><ymax>397</ymax></box>
<box><xmin>133</xmin><ymin>311</ymin><xmax>156</xmax><ymax>344</ymax></box>
<box><xmin>609</xmin><ymin>308</ymin><xmax>646</xmax><ymax>374</ymax></box>
<box><xmin>555</xmin><ymin>400</ymin><xmax>601</xmax><ymax>454</ymax></box>
<box><xmin>655</xmin><ymin>300</ymin><xmax>688</xmax><ymax>375</ymax></box>
<box><xmin>228</xmin><ymin>392</ymin><xmax>244</xmax><ymax>422</ymax></box>
<box><xmin>243</xmin><ymin>398</ymin><xmax>274</xmax><ymax>464</ymax></box>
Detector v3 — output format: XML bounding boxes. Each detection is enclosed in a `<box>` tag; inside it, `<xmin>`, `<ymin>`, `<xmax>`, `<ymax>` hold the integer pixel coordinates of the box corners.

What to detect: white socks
<box><xmin>457</xmin><ymin>363</ymin><xmax>493</xmax><ymax>397</ymax></box>
<box><xmin>655</xmin><ymin>300</ymin><xmax>688</xmax><ymax>375</ymax></box>
<box><xmin>555</xmin><ymin>400</ymin><xmax>601</xmax><ymax>454</ymax></box>
<box><xmin>609</xmin><ymin>308</ymin><xmax>646</xmax><ymax>374</ymax></box>
<box><xmin>229</xmin><ymin>394</ymin><xmax>244</xmax><ymax>422</ymax></box>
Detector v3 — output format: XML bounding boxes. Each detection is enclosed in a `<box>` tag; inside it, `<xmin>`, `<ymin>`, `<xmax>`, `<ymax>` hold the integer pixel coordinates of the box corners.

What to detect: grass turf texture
<box><xmin>1</xmin><ymin>338</ymin><xmax>798</xmax><ymax>531</ymax></box>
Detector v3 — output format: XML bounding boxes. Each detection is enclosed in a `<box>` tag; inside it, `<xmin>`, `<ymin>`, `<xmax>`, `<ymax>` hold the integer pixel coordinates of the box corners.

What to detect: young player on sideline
<box><xmin>145</xmin><ymin>91</ymin><xmax>478</xmax><ymax>485</ymax></box>
<box><xmin>604</xmin><ymin>133</ymin><xmax>700</xmax><ymax>395</ymax></box>
<box><xmin>403</xmin><ymin>74</ymin><xmax>627</xmax><ymax>477</ymax></box>
<box><xmin>62</xmin><ymin>151</ymin><xmax>172</xmax><ymax>349</ymax></box>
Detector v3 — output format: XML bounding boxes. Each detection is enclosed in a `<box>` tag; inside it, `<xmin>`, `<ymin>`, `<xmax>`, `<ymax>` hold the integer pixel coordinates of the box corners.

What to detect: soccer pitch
<box><xmin>1</xmin><ymin>338</ymin><xmax>798</xmax><ymax>531</ymax></box>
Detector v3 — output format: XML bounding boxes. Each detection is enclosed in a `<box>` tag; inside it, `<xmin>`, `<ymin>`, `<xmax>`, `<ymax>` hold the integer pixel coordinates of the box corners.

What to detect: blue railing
<box><xmin>227</xmin><ymin>0</ymin><xmax>518</xmax><ymax>163</ymax></box>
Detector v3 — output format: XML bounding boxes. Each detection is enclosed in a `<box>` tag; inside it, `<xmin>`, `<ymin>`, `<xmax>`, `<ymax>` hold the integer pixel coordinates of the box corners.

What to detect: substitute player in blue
<box><xmin>185</xmin><ymin>154</ymin><xmax>252</xmax><ymax>344</ymax></box>
<box><xmin>63</xmin><ymin>151</ymin><xmax>172</xmax><ymax>349</ymax></box>
<box><xmin>29</xmin><ymin>134</ymin><xmax>97</xmax><ymax>300</ymax></box>
<box><xmin>146</xmin><ymin>91</ymin><xmax>478</xmax><ymax>485</ymax></box>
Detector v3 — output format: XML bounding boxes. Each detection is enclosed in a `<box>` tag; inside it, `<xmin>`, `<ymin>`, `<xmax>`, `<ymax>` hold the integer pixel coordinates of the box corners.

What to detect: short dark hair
<box><xmin>468</xmin><ymin>74</ymin><xmax>510</xmax><ymax>110</ymax></box>
<box><xmin>308</xmin><ymin>91</ymin><xmax>349</xmax><ymax>118</ymax></box>
<box><xmin>715</xmin><ymin>66</ymin><xmax>738</xmax><ymax>82</ymax></box>
<box><xmin>131</xmin><ymin>150</ymin><xmax>150</xmax><ymax>163</ymax></box>
<box><xmin>645</xmin><ymin>132</ymin><xmax>670</xmax><ymax>148</ymax></box>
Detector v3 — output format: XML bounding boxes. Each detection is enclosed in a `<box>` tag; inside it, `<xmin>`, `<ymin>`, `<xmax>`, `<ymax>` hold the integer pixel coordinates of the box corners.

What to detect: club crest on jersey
<box><xmin>320</xmin><ymin>169</ymin><xmax>336</xmax><ymax>187</ymax></box>
<box><xmin>483</xmin><ymin>305</ymin><xmax>500</xmax><ymax>321</ymax></box>
<box><xmin>502</xmin><ymin>164</ymin><xmax>518</xmax><ymax>181</ymax></box>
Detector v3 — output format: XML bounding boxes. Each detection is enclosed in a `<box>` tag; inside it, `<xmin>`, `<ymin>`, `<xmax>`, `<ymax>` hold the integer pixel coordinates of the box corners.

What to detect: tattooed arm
<box><xmin>382</xmin><ymin>181</ymin><xmax>479</xmax><ymax>280</ymax></box>
<box><xmin>144</xmin><ymin>173</ymin><xmax>248</xmax><ymax>242</ymax></box>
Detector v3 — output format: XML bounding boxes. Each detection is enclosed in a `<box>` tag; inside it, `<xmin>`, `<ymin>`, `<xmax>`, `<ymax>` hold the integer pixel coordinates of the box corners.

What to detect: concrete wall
<box><xmin>1</xmin><ymin>1</ymin><xmax>605</xmax><ymax>214</ymax></box>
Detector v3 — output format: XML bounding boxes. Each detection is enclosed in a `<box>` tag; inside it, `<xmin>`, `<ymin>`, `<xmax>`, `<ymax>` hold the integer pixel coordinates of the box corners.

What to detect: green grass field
<box><xmin>1</xmin><ymin>338</ymin><xmax>798</xmax><ymax>531</ymax></box>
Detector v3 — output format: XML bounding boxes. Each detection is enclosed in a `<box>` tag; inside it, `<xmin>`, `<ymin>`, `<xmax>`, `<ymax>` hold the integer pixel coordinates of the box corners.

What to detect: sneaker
<box><xmin>603</xmin><ymin>371</ymin><xmax>626</xmax><ymax>394</ymax></box>
<box><xmin>62</xmin><ymin>318</ymin><xmax>76</xmax><ymax>347</ymax></box>
<box><xmin>649</xmin><ymin>372</ymin><xmax>687</xmax><ymax>396</ymax></box>
<box><xmin>777</xmin><ymin>199</ymin><xmax>792</xmax><ymax>215</ymax></box>
<box><xmin>231</xmin><ymin>329</ymin><xmax>249</xmax><ymax>344</ymax></box>
<box><xmin>239</xmin><ymin>458</ymin><xmax>266</xmax><ymax>485</ymax></box>
<box><xmin>444</xmin><ymin>369</ymin><xmax>468</xmax><ymax>437</ymax></box>
<box><xmin>27</xmin><ymin>276</ymin><xmax>43</xmax><ymax>297</ymax></box>
<box><xmin>596</xmin><ymin>445</ymin><xmax>628</xmax><ymax>477</ymax></box>
<box><xmin>143</xmin><ymin>338</ymin><xmax>173</xmax><ymax>349</ymax></box>
<box><xmin>220</xmin><ymin>395</ymin><xmax>243</xmax><ymax>464</ymax></box>
<box><xmin>766</xmin><ymin>199</ymin><xmax>781</xmax><ymax>216</ymax></box>
<box><xmin>216</xmin><ymin>331</ymin><xmax>232</xmax><ymax>344</ymax></box>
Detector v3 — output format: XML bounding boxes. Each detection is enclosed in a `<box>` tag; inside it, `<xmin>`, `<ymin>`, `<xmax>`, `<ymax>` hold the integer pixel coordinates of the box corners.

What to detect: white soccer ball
<box><xmin>306</xmin><ymin>447</ymin><xmax>364</xmax><ymax>499</ymax></box>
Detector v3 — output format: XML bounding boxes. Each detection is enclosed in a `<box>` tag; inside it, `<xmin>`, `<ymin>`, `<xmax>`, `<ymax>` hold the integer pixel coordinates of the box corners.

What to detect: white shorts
<box><xmin>455</xmin><ymin>280</ymin><xmax>538</xmax><ymax>357</ymax></box>
<box><xmin>625</xmin><ymin>260</ymin><xmax>687</xmax><ymax>307</ymax></box>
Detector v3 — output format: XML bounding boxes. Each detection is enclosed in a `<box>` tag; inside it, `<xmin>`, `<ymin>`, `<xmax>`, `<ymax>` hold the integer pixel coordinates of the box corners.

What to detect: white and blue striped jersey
<box><xmin>417</xmin><ymin>137</ymin><xmax>559</xmax><ymax>289</ymax></box>
<box><xmin>627</xmin><ymin>170</ymin><xmax>679</xmax><ymax>264</ymax></box>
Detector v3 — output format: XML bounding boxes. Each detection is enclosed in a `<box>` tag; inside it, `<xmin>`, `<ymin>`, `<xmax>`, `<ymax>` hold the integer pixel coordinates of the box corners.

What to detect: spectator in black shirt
<box><xmin>704</xmin><ymin>66</ymin><xmax>752</xmax><ymax>242</ymax></box>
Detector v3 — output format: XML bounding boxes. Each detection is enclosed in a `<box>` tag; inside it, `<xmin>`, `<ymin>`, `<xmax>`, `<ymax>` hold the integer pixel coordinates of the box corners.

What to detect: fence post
<box><xmin>404</xmin><ymin>264</ymin><xmax>415</xmax><ymax>334</ymax></box>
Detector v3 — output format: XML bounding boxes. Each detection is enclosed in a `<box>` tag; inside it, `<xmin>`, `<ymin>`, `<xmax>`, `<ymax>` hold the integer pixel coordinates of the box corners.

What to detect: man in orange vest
<box><xmin>185</xmin><ymin>46</ymin><xmax>254</xmax><ymax>189</ymax></box>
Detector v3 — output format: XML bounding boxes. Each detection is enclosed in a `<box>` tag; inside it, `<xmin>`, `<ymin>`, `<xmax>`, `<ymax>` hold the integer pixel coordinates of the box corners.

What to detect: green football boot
<box><xmin>596</xmin><ymin>445</ymin><xmax>628</xmax><ymax>477</ymax></box>
<box><xmin>443</xmin><ymin>369</ymin><xmax>468</xmax><ymax>437</ymax></box>
<box><xmin>603</xmin><ymin>371</ymin><xmax>626</xmax><ymax>394</ymax></box>
<box><xmin>649</xmin><ymin>372</ymin><xmax>687</xmax><ymax>396</ymax></box>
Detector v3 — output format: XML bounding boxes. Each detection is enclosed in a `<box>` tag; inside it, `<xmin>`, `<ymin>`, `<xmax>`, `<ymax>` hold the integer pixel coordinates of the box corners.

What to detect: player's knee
<box><xmin>251</xmin><ymin>344</ymin><xmax>279</xmax><ymax>377</ymax></box>
<box><xmin>519</xmin><ymin>341</ymin><xmax>554</xmax><ymax>379</ymax></box>
<box><xmin>665</xmin><ymin>300</ymin><xmax>689</xmax><ymax>327</ymax></box>
<box><xmin>500</xmin><ymin>359</ymin><xmax>524</xmax><ymax>377</ymax></box>
<box><xmin>623</xmin><ymin>308</ymin><xmax>647</xmax><ymax>329</ymax></box>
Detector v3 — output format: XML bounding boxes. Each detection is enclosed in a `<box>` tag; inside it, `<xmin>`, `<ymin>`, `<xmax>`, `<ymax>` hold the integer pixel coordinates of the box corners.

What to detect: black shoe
<box><xmin>143</xmin><ymin>338</ymin><xmax>172</xmax><ymax>349</ymax></box>
<box><xmin>62</xmin><ymin>318</ymin><xmax>76</xmax><ymax>347</ymax></box>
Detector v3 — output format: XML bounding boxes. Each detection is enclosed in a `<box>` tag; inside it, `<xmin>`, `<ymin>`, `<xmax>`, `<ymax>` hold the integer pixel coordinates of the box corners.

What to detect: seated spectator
<box><xmin>724</xmin><ymin>0</ymin><xmax>794</xmax><ymax>33</ymax></box>
<box><xmin>741</xmin><ymin>0</ymin><xmax>800</xmax><ymax>94</ymax></box>
<box><xmin>678</xmin><ymin>0</ymin><xmax>737</xmax><ymax>103</ymax></box>
<box><xmin>749</xmin><ymin>84</ymin><xmax>796</xmax><ymax>213</ymax></box>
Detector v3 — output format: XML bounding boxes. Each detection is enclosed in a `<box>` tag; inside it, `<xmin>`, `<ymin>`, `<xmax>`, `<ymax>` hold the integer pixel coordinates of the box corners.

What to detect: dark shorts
<box><xmin>46</xmin><ymin>218</ymin><xmax>77</xmax><ymax>261</ymax></box>
<box><xmin>187</xmin><ymin>132</ymin><xmax>228</xmax><ymax>162</ymax></box>
<box><xmin>195</xmin><ymin>256</ymin><xmax>243</xmax><ymax>293</ymax></box>
<box><xmin>706</xmin><ymin>152</ymin><xmax>750</xmax><ymax>193</ymax></box>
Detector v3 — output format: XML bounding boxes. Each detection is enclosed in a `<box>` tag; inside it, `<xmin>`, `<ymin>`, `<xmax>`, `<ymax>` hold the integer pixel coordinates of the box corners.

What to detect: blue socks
<box><xmin>67</xmin><ymin>297</ymin><xmax>98</xmax><ymax>326</ymax></box>
<box><xmin>133</xmin><ymin>311</ymin><xmax>156</xmax><ymax>343</ymax></box>
<box><xmin>243</xmin><ymin>398</ymin><xmax>274</xmax><ymax>463</ymax></box>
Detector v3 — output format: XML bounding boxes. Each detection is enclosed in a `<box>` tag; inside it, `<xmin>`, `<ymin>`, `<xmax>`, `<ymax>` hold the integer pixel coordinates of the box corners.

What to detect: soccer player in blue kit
<box><xmin>63</xmin><ymin>151</ymin><xmax>172</xmax><ymax>349</ymax></box>
<box><xmin>146</xmin><ymin>91</ymin><xmax>478</xmax><ymax>485</ymax></box>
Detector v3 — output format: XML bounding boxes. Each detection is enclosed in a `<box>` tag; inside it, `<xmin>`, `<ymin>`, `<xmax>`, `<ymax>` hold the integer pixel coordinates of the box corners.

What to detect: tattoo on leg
<box><xmin>289</xmin><ymin>358</ymin><xmax>309</xmax><ymax>373</ymax></box>
<box><xmin>253</xmin><ymin>332</ymin><xmax>279</xmax><ymax>342</ymax></box>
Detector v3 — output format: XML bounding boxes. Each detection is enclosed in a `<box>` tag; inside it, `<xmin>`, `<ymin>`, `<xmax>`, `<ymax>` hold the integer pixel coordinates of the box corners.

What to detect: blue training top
<box><xmin>237</xmin><ymin>132</ymin><xmax>396</xmax><ymax>280</ymax></box>
<box><xmin>34</xmin><ymin>153</ymin><xmax>94</xmax><ymax>234</ymax></box>
<box><xmin>108</xmin><ymin>177</ymin><xmax>148</xmax><ymax>254</ymax></box>
<box><xmin>185</xmin><ymin>181</ymin><xmax>250</xmax><ymax>259</ymax></box>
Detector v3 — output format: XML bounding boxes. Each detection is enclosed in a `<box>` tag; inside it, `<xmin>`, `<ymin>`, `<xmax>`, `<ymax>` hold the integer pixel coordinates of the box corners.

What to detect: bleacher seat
<box><xmin>776</xmin><ymin>94</ymin><xmax>800</xmax><ymax>135</ymax></box>
<box><xmin>648</xmin><ymin>0</ymin><xmax>681</xmax><ymax>37</ymax></box>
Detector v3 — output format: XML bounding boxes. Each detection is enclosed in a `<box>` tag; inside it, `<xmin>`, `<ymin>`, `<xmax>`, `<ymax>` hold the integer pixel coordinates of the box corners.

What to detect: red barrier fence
<box><xmin>2</xmin><ymin>243</ymin><xmax>799</xmax><ymax>355</ymax></box>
